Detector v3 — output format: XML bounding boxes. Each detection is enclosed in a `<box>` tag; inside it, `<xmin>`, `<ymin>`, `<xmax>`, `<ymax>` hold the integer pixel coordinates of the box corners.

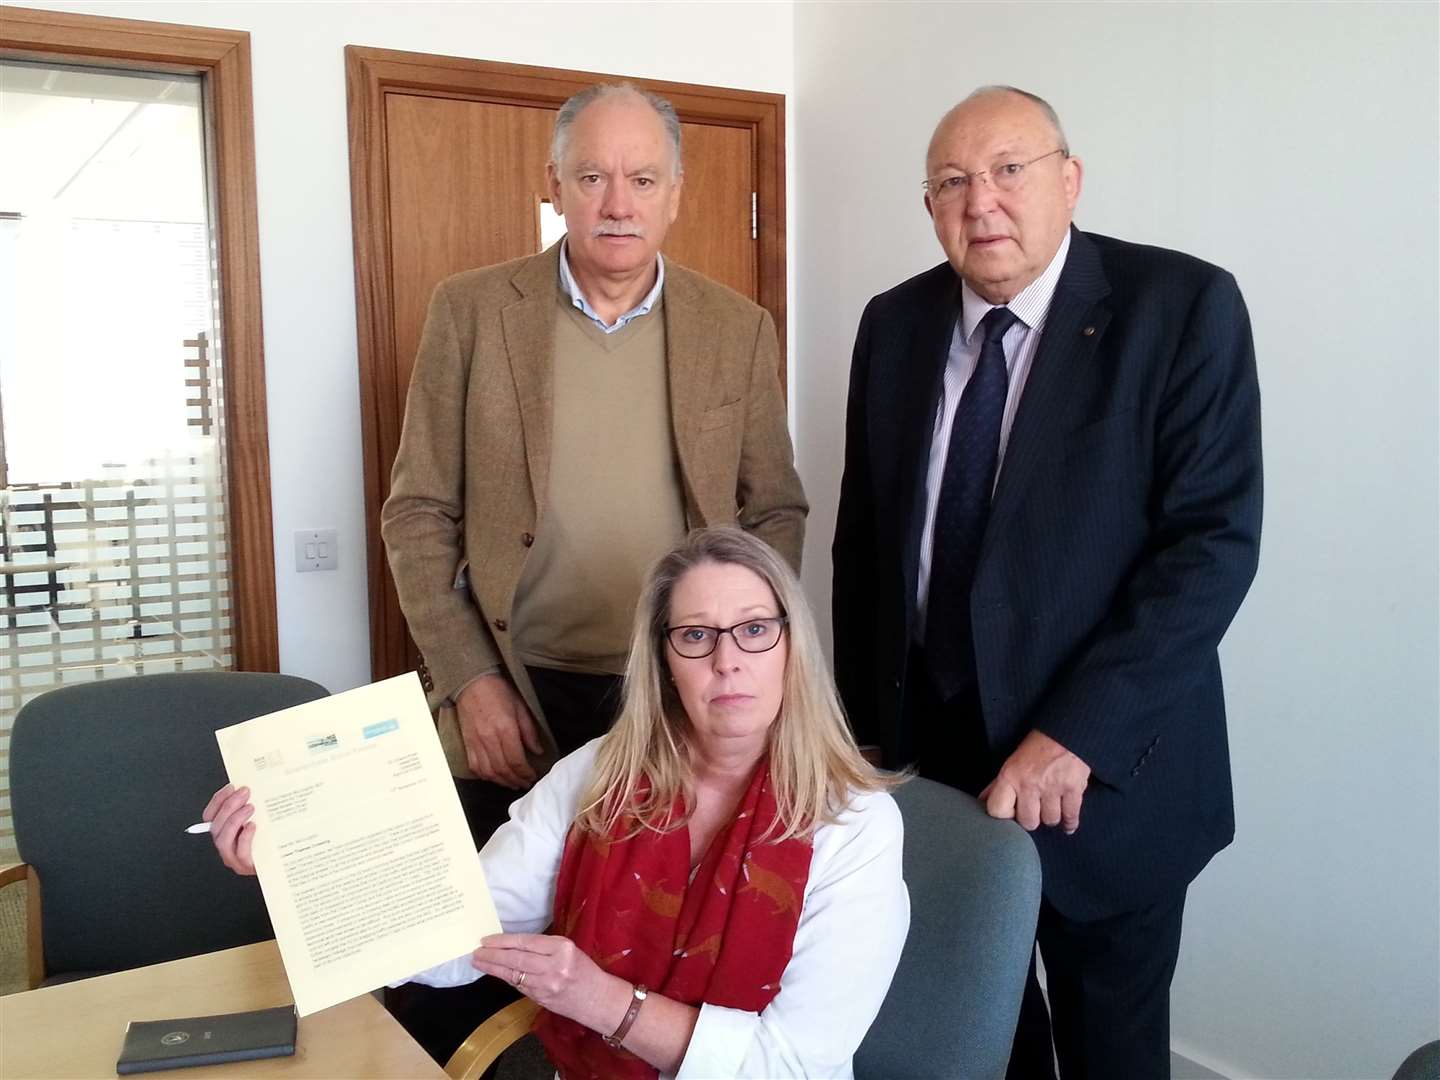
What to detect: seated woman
<box><xmin>206</xmin><ymin>526</ymin><xmax>908</xmax><ymax>1078</ymax></box>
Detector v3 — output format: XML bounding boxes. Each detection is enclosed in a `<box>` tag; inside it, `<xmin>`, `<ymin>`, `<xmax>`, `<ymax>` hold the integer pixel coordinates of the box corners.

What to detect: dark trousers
<box><xmin>386</xmin><ymin>665</ymin><xmax>622</xmax><ymax>1066</ymax></box>
<box><xmin>904</xmin><ymin>647</ymin><xmax>1186</xmax><ymax>1080</ymax></box>
<box><xmin>1007</xmin><ymin>891</ymin><xmax>1187</xmax><ymax>1080</ymax></box>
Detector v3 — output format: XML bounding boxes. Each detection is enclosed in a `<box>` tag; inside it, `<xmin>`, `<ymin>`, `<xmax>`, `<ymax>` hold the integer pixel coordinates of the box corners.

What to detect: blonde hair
<box><xmin>577</xmin><ymin>527</ymin><xmax>897</xmax><ymax>843</ymax></box>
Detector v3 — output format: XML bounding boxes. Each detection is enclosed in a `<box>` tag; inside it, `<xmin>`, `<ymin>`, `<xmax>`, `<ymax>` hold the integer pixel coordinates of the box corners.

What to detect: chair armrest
<box><xmin>444</xmin><ymin>997</ymin><xmax>542</xmax><ymax>1080</ymax></box>
<box><xmin>0</xmin><ymin>861</ymin><xmax>45</xmax><ymax>990</ymax></box>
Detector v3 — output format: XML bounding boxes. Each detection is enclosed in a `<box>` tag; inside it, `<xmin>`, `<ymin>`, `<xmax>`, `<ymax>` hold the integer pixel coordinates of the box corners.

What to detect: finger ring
<box><xmin>516</xmin><ymin>971</ymin><xmax>527</xmax><ymax>988</ymax></box>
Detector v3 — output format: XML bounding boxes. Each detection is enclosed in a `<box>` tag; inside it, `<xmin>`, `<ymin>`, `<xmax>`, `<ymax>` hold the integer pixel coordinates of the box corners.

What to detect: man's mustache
<box><xmin>592</xmin><ymin>220</ymin><xmax>644</xmax><ymax>238</ymax></box>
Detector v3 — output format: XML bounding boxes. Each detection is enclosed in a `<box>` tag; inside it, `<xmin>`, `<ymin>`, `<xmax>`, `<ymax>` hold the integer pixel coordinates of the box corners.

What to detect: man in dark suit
<box><xmin>832</xmin><ymin>86</ymin><xmax>1262</xmax><ymax>1078</ymax></box>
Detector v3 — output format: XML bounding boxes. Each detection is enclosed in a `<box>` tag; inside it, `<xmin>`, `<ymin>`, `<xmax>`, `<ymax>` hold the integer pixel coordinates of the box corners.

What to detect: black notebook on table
<box><xmin>115</xmin><ymin>1004</ymin><xmax>297</xmax><ymax>1074</ymax></box>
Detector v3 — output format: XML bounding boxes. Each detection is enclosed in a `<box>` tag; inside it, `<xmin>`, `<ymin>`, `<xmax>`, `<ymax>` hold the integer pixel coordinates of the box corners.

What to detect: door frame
<box><xmin>0</xmin><ymin>5</ymin><xmax>278</xmax><ymax>672</ymax></box>
<box><xmin>344</xmin><ymin>46</ymin><xmax>787</xmax><ymax>683</ymax></box>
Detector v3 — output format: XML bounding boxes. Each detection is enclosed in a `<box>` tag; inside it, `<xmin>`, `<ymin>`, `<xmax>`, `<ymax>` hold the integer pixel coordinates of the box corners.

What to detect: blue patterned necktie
<box><xmin>925</xmin><ymin>305</ymin><xmax>1019</xmax><ymax>702</ymax></box>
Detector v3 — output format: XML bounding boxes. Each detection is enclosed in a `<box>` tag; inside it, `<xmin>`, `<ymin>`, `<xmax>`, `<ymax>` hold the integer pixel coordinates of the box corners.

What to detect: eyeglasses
<box><xmin>923</xmin><ymin>148</ymin><xmax>1068</xmax><ymax>205</ymax></box>
<box><xmin>665</xmin><ymin>616</ymin><xmax>789</xmax><ymax>659</ymax></box>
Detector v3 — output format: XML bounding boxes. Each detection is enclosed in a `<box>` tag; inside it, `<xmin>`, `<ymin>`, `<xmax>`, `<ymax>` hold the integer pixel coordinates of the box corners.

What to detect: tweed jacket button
<box><xmin>521</xmin><ymin>532</ymin><xmax>535</xmax><ymax>547</ymax></box>
<box><xmin>1082</xmin><ymin>326</ymin><xmax>1096</xmax><ymax>336</ymax></box>
<box><xmin>494</xmin><ymin>618</ymin><xmax>508</xmax><ymax>631</ymax></box>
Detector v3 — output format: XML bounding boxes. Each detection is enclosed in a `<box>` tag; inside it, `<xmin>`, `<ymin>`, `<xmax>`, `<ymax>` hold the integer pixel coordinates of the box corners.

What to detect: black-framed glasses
<box><xmin>664</xmin><ymin>616</ymin><xmax>789</xmax><ymax>659</ymax></box>
<box><xmin>923</xmin><ymin>147</ymin><xmax>1067</xmax><ymax>204</ymax></box>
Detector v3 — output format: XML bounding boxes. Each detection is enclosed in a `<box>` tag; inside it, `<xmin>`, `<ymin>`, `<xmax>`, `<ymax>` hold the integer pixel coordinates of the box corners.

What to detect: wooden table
<box><xmin>0</xmin><ymin>940</ymin><xmax>447</xmax><ymax>1078</ymax></box>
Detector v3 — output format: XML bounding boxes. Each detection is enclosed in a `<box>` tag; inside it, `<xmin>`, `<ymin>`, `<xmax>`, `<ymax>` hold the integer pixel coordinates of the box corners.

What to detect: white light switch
<box><xmin>295</xmin><ymin>529</ymin><xmax>338</xmax><ymax>572</ymax></box>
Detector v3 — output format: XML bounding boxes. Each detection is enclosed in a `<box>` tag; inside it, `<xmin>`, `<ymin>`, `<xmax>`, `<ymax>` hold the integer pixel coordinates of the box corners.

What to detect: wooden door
<box><xmin>347</xmin><ymin>49</ymin><xmax>786</xmax><ymax>682</ymax></box>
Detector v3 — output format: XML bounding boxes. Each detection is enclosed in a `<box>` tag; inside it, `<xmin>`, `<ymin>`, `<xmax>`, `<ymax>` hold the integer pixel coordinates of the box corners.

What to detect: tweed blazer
<box><xmin>382</xmin><ymin>243</ymin><xmax>807</xmax><ymax>768</ymax></box>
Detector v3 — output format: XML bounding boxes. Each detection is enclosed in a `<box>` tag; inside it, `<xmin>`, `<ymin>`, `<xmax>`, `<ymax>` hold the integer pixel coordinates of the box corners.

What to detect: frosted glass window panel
<box><xmin>0</xmin><ymin>61</ymin><xmax>232</xmax><ymax>860</ymax></box>
<box><xmin>0</xmin><ymin>65</ymin><xmax>212</xmax><ymax>480</ymax></box>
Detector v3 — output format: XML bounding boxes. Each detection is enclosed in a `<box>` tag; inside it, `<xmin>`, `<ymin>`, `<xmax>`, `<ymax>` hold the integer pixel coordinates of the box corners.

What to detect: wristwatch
<box><xmin>603</xmin><ymin>983</ymin><xmax>649</xmax><ymax>1048</ymax></box>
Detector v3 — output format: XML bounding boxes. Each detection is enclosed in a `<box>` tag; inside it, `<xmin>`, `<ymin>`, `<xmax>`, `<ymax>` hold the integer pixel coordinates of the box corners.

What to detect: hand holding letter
<box><xmin>980</xmin><ymin>730</ymin><xmax>1091</xmax><ymax>834</ymax></box>
<box><xmin>203</xmin><ymin>783</ymin><xmax>257</xmax><ymax>876</ymax></box>
<box><xmin>472</xmin><ymin>933</ymin><xmax>622</xmax><ymax>1030</ymax></box>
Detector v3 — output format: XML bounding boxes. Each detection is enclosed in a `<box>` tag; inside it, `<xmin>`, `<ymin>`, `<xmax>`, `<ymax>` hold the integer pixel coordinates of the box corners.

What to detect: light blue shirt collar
<box><xmin>557</xmin><ymin>238</ymin><xmax>665</xmax><ymax>334</ymax></box>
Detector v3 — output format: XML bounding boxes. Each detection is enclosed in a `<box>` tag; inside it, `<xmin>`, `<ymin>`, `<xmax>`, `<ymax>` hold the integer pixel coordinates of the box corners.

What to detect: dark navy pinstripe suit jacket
<box><xmin>832</xmin><ymin>227</ymin><xmax>1263</xmax><ymax>920</ymax></box>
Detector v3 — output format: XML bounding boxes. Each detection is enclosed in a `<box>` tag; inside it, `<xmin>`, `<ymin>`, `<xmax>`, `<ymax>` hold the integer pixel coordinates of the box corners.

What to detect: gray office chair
<box><xmin>1394</xmin><ymin>1041</ymin><xmax>1440</xmax><ymax>1080</ymax></box>
<box><xmin>854</xmin><ymin>776</ymin><xmax>1042</xmax><ymax>1080</ymax></box>
<box><xmin>444</xmin><ymin>778</ymin><xmax>1042</xmax><ymax>1080</ymax></box>
<box><xmin>3</xmin><ymin>670</ymin><xmax>328</xmax><ymax>987</ymax></box>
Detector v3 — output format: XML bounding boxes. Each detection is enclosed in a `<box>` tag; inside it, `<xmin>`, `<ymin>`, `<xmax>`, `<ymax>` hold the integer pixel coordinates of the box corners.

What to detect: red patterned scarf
<box><xmin>533</xmin><ymin>760</ymin><xmax>813</xmax><ymax>1079</ymax></box>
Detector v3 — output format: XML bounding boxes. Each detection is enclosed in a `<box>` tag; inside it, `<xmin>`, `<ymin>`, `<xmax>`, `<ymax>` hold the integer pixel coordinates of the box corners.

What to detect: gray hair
<box><xmin>550</xmin><ymin>83</ymin><xmax>684</xmax><ymax>177</ymax></box>
<box><xmin>964</xmin><ymin>85</ymin><xmax>1071</xmax><ymax>155</ymax></box>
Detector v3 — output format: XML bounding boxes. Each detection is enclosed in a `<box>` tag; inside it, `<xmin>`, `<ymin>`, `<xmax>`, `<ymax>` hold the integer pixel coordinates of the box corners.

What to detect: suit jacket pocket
<box><xmin>1058</xmin><ymin>406</ymin><xmax>1140</xmax><ymax>459</ymax></box>
<box><xmin>700</xmin><ymin>398</ymin><xmax>745</xmax><ymax>431</ymax></box>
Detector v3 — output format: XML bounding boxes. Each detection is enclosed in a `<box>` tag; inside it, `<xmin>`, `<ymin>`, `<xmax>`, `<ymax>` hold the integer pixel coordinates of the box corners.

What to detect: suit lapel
<box><xmin>662</xmin><ymin>266</ymin><xmax>716</xmax><ymax>514</ymax></box>
<box><xmin>501</xmin><ymin>246</ymin><xmax>562</xmax><ymax>518</ymax></box>
<box><xmin>982</xmin><ymin>228</ymin><xmax>1111</xmax><ymax>551</ymax></box>
<box><xmin>898</xmin><ymin>269</ymin><xmax>963</xmax><ymax>623</ymax></box>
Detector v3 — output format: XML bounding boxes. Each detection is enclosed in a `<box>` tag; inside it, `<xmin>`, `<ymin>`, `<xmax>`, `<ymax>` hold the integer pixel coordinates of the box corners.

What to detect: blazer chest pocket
<box><xmin>701</xmin><ymin>398</ymin><xmax>745</xmax><ymax>431</ymax></box>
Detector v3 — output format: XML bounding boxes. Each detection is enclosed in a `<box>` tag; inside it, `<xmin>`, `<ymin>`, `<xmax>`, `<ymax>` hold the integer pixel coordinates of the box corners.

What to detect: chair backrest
<box><xmin>854</xmin><ymin>777</ymin><xmax>1042</xmax><ymax>1080</ymax></box>
<box><xmin>10</xmin><ymin>670</ymin><xmax>329</xmax><ymax>980</ymax></box>
<box><xmin>1393</xmin><ymin>1040</ymin><xmax>1440</xmax><ymax>1080</ymax></box>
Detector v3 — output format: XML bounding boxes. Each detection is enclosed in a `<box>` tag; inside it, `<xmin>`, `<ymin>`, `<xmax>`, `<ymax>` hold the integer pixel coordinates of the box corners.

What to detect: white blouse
<box><xmin>399</xmin><ymin>739</ymin><xmax>910</xmax><ymax>1079</ymax></box>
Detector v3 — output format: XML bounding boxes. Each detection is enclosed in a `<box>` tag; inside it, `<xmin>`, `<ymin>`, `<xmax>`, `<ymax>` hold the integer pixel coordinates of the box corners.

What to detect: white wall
<box><xmin>22</xmin><ymin>0</ymin><xmax>796</xmax><ymax>695</ymax></box>
<box><xmin>793</xmin><ymin>3</ymin><xmax>1439</xmax><ymax>1077</ymax></box>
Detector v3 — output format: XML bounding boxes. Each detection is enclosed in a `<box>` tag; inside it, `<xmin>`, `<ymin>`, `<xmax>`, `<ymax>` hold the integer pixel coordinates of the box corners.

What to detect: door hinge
<box><xmin>751</xmin><ymin>192</ymin><xmax>757</xmax><ymax>240</ymax></box>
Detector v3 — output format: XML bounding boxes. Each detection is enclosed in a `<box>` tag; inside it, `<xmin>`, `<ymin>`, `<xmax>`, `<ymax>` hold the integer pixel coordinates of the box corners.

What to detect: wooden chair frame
<box><xmin>444</xmin><ymin>997</ymin><xmax>543</xmax><ymax>1080</ymax></box>
<box><xmin>0</xmin><ymin>861</ymin><xmax>44</xmax><ymax>989</ymax></box>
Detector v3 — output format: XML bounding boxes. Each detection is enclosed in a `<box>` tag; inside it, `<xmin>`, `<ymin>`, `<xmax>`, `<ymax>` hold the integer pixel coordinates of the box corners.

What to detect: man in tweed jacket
<box><xmin>383</xmin><ymin>83</ymin><xmax>805</xmax><ymax>848</ymax></box>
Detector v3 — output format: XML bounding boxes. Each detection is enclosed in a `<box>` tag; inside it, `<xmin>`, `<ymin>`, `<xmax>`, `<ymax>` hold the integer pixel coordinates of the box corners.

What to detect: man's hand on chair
<box><xmin>979</xmin><ymin>730</ymin><xmax>1091</xmax><ymax>835</ymax></box>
